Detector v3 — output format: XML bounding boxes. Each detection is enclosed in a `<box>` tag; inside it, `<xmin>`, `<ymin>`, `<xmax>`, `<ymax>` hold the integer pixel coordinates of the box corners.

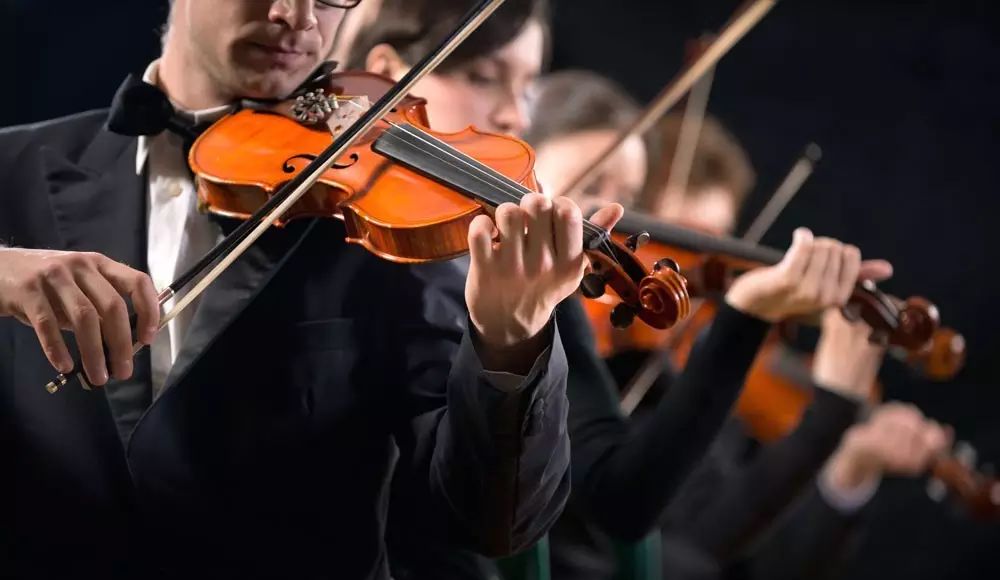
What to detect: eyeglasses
<box><xmin>316</xmin><ymin>0</ymin><xmax>363</xmax><ymax>8</ymax></box>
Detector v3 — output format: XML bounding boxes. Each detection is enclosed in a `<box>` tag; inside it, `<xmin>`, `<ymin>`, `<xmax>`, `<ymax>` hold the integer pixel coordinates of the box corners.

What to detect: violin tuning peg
<box><xmin>926</xmin><ymin>478</ymin><xmax>948</xmax><ymax>503</ymax></box>
<box><xmin>653</xmin><ymin>258</ymin><xmax>681</xmax><ymax>274</ymax></box>
<box><xmin>580</xmin><ymin>273</ymin><xmax>607</xmax><ymax>299</ymax></box>
<box><xmin>610</xmin><ymin>303</ymin><xmax>637</xmax><ymax>329</ymax></box>
<box><xmin>625</xmin><ymin>232</ymin><xmax>651</xmax><ymax>252</ymax></box>
<box><xmin>955</xmin><ymin>441</ymin><xmax>978</xmax><ymax>467</ymax></box>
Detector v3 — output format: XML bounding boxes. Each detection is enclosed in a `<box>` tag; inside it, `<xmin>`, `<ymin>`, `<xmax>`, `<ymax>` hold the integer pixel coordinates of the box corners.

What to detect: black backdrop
<box><xmin>2</xmin><ymin>0</ymin><xmax>997</xmax><ymax>577</ymax></box>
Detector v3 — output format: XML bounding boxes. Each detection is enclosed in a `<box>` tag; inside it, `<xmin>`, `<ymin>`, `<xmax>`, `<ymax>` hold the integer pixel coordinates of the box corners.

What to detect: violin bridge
<box><xmin>323</xmin><ymin>96</ymin><xmax>371</xmax><ymax>139</ymax></box>
<box><xmin>290</xmin><ymin>88</ymin><xmax>371</xmax><ymax>138</ymax></box>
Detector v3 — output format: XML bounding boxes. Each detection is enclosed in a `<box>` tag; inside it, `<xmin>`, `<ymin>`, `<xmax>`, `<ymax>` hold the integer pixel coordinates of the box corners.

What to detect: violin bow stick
<box><xmin>620</xmin><ymin>142</ymin><xmax>821</xmax><ymax>415</ymax></box>
<box><xmin>556</xmin><ymin>0</ymin><xmax>778</xmax><ymax>199</ymax></box>
<box><xmin>663</xmin><ymin>33</ymin><xmax>717</xmax><ymax>200</ymax></box>
<box><xmin>742</xmin><ymin>143</ymin><xmax>822</xmax><ymax>244</ymax></box>
<box><xmin>45</xmin><ymin>0</ymin><xmax>507</xmax><ymax>393</ymax></box>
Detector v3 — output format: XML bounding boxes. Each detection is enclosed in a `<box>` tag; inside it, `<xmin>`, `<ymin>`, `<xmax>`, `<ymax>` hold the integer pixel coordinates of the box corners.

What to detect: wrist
<box><xmin>825</xmin><ymin>450</ymin><xmax>880</xmax><ymax>493</ymax></box>
<box><xmin>812</xmin><ymin>358</ymin><xmax>879</xmax><ymax>399</ymax></box>
<box><xmin>470</xmin><ymin>300</ymin><xmax>553</xmax><ymax>348</ymax></box>
<box><xmin>723</xmin><ymin>289</ymin><xmax>777</xmax><ymax>323</ymax></box>
<box><xmin>812</xmin><ymin>373</ymin><xmax>864</xmax><ymax>398</ymax></box>
<box><xmin>471</xmin><ymin>317</ymin><xmax>553</xmax><ymax>375</ymax></box>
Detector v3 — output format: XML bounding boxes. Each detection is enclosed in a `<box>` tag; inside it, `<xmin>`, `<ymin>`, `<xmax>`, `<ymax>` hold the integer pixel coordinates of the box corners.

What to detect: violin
<box><xmin>589</xmin><ymin>222</ymin><xmax>997</xmax><ymax>520</ymax></box>
<box><xmin>588</xmin><ymin>212</ymin><xmax>944</xmax><ymax>350</ymax></box>
<box><xmin>730</xmin><ymin>328</ymin><xmax>963</xmax><ymax>444</ymax></box>
<box><xmin>593</xmin><ymin>214</ymin><xmax>966</xmax><ymax>443</ymax></box>
<box><xmin>591</xmin><ymin>236</ymin><xmax>963</xmax><ymax>435</ymax></box>
<box><xmin>928</xmin><ymin>443</ymin><xmax>1000</xmax><ymax>521</ymax></box>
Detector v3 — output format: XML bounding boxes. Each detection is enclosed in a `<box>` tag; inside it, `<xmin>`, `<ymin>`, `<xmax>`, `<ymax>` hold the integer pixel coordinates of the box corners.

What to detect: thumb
<box><xmin>588</xmin><ymin>203</ymin><xmax>624</xmax><ymax>232</ymax></box>
<box><xmin>859</xmin><ymin>259</ymin><xmax>893</xmax><ymax>282</ymax></box>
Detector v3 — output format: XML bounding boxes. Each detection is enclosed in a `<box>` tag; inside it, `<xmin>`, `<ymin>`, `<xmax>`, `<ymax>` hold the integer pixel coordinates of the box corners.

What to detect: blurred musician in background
<box><xmin>526</xmin><ymin>69</ymin><xmax>952</xmax><ymax>580</ymax></box>
<box><xmin>342</xmin><ymin>3</ymin><xmax>927</xmax><ymax>579</ymax></box>
<box><xmin>329</xmin><ymin>0</ymin><xmax>382</xmax><ymax>66</ymax></box>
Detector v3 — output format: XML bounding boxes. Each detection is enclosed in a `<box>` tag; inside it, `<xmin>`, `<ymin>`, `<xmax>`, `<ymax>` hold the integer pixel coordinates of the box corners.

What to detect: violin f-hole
<box><xmin>282</xmin><ymin>153</ymin><xmax>359</xmax><ymax>174</ymax></box>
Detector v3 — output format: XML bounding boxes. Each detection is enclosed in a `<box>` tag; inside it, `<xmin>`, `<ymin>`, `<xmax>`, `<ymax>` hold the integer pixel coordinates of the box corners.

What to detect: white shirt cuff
<box><xmin>481</xmin><ymin>345</ymin><xmax>552</xmax><ymax>393</ymax></box>
<box><xmin>817</xmin><ymin>468</ymin><xmax>881</xmax><ymax>514</ymax></box>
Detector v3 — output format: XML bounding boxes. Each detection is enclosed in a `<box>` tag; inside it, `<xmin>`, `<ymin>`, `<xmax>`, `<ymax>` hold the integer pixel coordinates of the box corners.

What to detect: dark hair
<box><xmin>522</xmin><ymin>69</ymin><xmax>640</xmax><ymax>147</ymax></box>
<box><xmin>347</xmin><ymin>0</ymin><xmax>549</xmax><ymax>72</ymax></box>
<box><xmin>639</xmin><ymin>112</ymin><xmax>756</xmax><ymax>212</ymax></box>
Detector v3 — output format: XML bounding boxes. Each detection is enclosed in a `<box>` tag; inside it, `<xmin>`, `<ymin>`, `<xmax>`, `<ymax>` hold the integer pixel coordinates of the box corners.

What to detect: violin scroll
<box><xmin>927</xmin><ymin>442</ymin><xmax>1000</xmax><ymax>521</ymax></box>
<box><xmin>583</xmin><ymin>233</ymin><xmax>692</xmax><ymax>331</ymax></box>
<box><xmin>638</xmin><ymin>258</ymin><xmax>691</xmax><ymax>326</ymax></box>
<box><xmin>906</xmin><ymin>327</ymin><xmax>966</xmax><ymax>381</ymax></box>
<box><xmin>846</xmin><ymin>281</ymin><xmax>938</xmax><ymax>351</ymax></box>
<box><xmin>894</xmin><ymin>296</ymin><xmax>941</xmax><ymax>351</ymax></box>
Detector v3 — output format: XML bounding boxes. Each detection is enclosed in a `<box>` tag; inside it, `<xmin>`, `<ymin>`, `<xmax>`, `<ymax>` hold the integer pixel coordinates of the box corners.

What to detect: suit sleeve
<box><xmin>739</xmin><ymin>484</ymin><xmax>869</xmax><ymax>580</ymax></box>
<box><xmin>561</xmin><ymin>299</ymin><xmax>770</xmax><ymax>541</ymax></box>
<box><xmin>658</xmin><ymin>486</ymin><xmax>866</xmax><ymax>580</ymax></box>
<box><xmin>683</xmin><ymin>387</ymin><xmax>862</xmax><ymax>559</ymax></box>
<box><xmin>383</xmin><ymin>258</ymin><xmax>570</xmax><ymax>558</ymax></box>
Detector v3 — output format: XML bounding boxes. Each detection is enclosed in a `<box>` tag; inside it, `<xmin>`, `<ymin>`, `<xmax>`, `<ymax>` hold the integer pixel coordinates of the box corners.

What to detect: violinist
<box><xmin>0</xmin><ymin>1</ymin><xmax>606</xmax><ymax>577</ymax></box>
<box><xmin>527</xmin><ymin>70</ymin><xmax>953</xmax><ymax>580</ymax></box>
<box><xmin>344</xmin><ymin>4</ymin><xmax>895</xmax><ymax>580</ymax></box>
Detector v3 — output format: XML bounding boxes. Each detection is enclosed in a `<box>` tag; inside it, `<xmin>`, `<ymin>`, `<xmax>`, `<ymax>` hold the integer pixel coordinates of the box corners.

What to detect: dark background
<box><xmin>2</xmin><ymin>0</ymin><xmax>997</xmax><ymax>577</ymax></box>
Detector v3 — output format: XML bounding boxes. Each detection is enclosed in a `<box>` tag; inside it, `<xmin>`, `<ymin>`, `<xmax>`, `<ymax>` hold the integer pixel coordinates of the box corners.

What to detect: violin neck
<box><xmin>617</xmin><ymin>210</ymin><xmax>785</xmax><ymax>265</ymax></box>
<box><xmin>373</xmin><ymin>123</ymin><xmax>530</xmax><ymax>208</ymax></box>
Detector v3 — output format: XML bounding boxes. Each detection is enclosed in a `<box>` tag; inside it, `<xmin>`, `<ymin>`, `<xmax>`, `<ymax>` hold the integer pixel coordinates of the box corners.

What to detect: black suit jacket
<box><xmin>0</xmin><ymin>111</ymin><xmax>571</xmax><ymax>579</ymax></box>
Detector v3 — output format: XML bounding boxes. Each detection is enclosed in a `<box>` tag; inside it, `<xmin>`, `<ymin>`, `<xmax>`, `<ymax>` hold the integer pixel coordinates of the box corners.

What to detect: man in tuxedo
<box><xmin>0</xmin><ymin>1</ymin><xmax>614</xmax><ymax>577</ymax></box>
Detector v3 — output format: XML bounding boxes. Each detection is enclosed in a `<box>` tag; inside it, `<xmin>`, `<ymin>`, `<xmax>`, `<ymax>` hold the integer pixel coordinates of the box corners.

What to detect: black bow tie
<box><xmin>105</xmin><ymin>61</ymin><xmax>341</xmax><ymax>146</ymax></box>
<box><xmin>105</xmin><ymin>74</ymin><xmax>216</xmax><ymax>147</ymax></box>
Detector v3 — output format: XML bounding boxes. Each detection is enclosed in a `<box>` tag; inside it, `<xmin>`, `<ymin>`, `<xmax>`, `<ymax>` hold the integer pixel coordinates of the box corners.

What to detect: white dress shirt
<box><xmin>137</xmin><ymin>60</ymin><xmax>229</xmax><ymax>399</ymax></box>
<box><xmin>817</xmin><ymin>465</ymin><xmax>881</xmax><ymax>514</ymax></box>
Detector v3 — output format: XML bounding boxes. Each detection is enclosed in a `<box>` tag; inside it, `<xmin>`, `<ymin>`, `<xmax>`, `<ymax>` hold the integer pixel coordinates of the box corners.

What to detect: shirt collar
<box><xmin>135</xmin><ymin>60</ymin><xmax>233</xmax><ymax>175</ymax></box>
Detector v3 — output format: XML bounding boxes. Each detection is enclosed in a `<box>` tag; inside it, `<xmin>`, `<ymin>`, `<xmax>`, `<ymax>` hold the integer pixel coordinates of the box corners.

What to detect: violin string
<box><xmin>340</xmin><ymin>100</ymin><xmax>619</xmax><ymax>257</ymax></box>
<box><xmin>338</xmin><ymin>97</ymin><xmax>611</xmax><ymax>242</ymax></box>
<box><xmin>392</xmin><ymin>122</ymin><xmax>610</xmax><ymax>238</ymax></box>
<box><xmin>336</xmin><ymin>98</ymin><xmax>534</xmax><ymax>207</ymax></box>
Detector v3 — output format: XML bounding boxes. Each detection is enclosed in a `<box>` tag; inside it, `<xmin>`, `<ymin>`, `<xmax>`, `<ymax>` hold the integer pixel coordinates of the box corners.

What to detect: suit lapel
<box><xmin>43</xmin><ymin>131</ymin><xmax>145</xmax><ymax>266</ymax></box>
<box><xmin>42</xmin><ymin>125</ymin><xmax>319</xmax><ymax>439</ymax></box>
<box><xmin>41</xmin><ymin>128</ymin><xmax>153</xmax><ymax>444</ymax></box>
<box><xmin>158</xmin><ymin>216</ymin><xmax>319</xmax><ymax>395</ymax></box>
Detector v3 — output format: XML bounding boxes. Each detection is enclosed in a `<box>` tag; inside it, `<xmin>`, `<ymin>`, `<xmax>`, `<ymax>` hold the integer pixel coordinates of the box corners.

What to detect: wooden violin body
<box><xmin>190</xmin><ymin>71</ymin><xmax>531</xmax><ymax>264</ymax></box>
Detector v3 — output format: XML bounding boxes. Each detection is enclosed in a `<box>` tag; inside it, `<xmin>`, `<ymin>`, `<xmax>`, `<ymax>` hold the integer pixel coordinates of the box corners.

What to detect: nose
<box><xmin>489</xmin><ymin>90</ymin><xmax>530</xmax><ymax>137</ymax></box>
<box><xmin>269</xmin><ymin>0</ymin><xmax>318</xmax><ymax>32</ymax></box>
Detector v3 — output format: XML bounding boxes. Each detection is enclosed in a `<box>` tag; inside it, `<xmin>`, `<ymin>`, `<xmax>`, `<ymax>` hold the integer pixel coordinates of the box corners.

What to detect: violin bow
<box><xmin>662</xmin><ymin>33</ymin><xmax>717</xmax><ymax>203</ymax></box>
<box><xmin>46</xmin><ymin>0</ymin><xmax>508</xmax><ymax>393</ymax></box>
<box><xmin>556</xmin><ymin>0</ymin><xmax>778</xmax><ymax>199</ymax></box>
<box><xmin>619</xmin><ymin>144</ymin><xmax>821</xmax><ymax>415</ymax></box>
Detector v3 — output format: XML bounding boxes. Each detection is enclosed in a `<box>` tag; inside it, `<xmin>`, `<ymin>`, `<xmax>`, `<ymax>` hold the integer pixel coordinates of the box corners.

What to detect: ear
<box><xmin>365</xmin><ymin>43</ymin><xmax>410</xmax><ymax>82</ymax></box>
